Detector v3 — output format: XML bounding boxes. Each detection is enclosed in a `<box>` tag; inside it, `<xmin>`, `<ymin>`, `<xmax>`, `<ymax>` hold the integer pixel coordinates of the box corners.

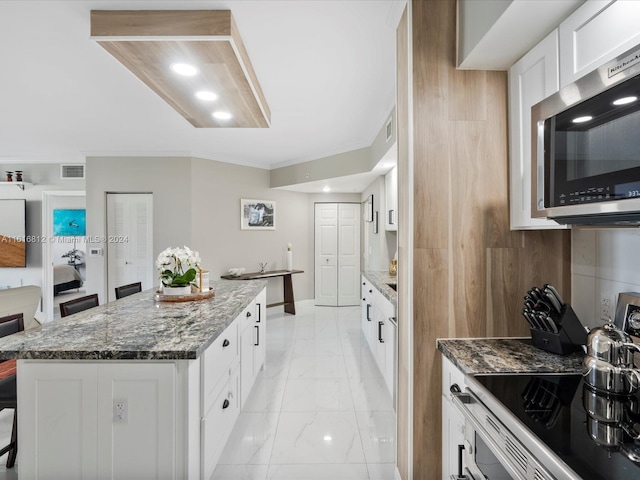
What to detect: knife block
<box><xmin>531</xmin><ymin>304</ymin><xmax>587</xmax><ymax>355</ymax></box>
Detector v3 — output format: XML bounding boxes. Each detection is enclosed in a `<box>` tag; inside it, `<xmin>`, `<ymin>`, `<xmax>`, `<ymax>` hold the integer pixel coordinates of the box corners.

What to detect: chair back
<box><xmin>0</xmin><ymin>286</ymin><xmax>41</xmax><ymax>330</ymax></box>
<box><xmin>115</xmin><ymin>282</ymin><xmax>142</xmax><ymax>300</ymax></box>
<box><xmin>59</xmin><ymin>294</ymin><xmax>99</xmax><ymax>318</ymax></box>
<box><xmin>0</xmin><ymin>314</ymin><xmax>24</xmax><ymax>339</ymax></box>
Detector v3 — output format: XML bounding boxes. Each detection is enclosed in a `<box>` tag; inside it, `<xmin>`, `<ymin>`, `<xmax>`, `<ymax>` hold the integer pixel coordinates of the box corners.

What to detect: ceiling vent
<box><xmin>60</xmin><ymin>164</ymin><xmax>85</xmax><ymax>180</ymax></box>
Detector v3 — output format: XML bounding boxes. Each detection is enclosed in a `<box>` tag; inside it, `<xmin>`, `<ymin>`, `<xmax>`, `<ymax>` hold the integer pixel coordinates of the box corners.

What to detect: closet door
<box><xmin>106</xmin><ymin>194</ymin><xmax>153</xmax><ymax>302</ymax></box>
<box><xmin>314</xmin><ymin>203</ymin><xmax>361</xmax><ymax>306</ymax></box>
<box><xmin>337</xmin><ymin>203</ymin><xmax>360</xmax><ymax>306</ymax></box>
<box><xmin>314</xmin><ymin>203</ymin><xmax>338</xmax><ymax>306</ymax></box>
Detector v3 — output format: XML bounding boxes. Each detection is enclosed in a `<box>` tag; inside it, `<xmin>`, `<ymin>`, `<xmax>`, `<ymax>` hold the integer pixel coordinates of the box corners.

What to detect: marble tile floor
<box><xmin>213</xmin><ymin>304</ymin><xmax>397</xmax><ymax>480</ymax></box>
<box><xmin>0</xmin><ymin>304</ymin><xmax>396</xmax><ymax>479</ymax></box>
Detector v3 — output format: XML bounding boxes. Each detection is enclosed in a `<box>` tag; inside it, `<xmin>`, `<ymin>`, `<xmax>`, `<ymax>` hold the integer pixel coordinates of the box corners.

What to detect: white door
<box><xmin>106</xmin><ymin>193</ymin><xmax>153</xmax><ymax>302</ymax></box>
<box><xmin>314</xmin><ymin>203</ymin><xmax>338</xmax><ymax>306</ymax></box>
<box><xmin>337</xmin><ymin>203</ymin><xmax>360</xmax><ymax>306</ymax></box>
<box><xmin>314</xmin><ymin>203</ymin><xmax>360</xmax><ymax>306</ymax></box>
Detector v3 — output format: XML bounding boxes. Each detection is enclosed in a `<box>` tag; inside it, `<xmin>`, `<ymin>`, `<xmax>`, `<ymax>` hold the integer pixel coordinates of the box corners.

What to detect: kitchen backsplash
<box><xmin>572</xmin><ymin>228</ymin><xmax>640</xmax><ymax>327</ymax></box>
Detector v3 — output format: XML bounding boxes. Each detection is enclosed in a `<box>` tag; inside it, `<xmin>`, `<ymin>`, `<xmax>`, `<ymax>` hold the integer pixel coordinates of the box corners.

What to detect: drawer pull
<box><xmin>222</xmin><ymin>339</ymin><xmax>230</xmax><ymax>348</ymax></box>
<box><xmin>378</xmin><ymin>321</ymin><xmax>384</xmax><ymax>343</ymax></box>
<box><xmin>254</xmin><ymin>325</ymin><xmax>259</xmax><ymax>346</ymax></box>
<box><xmin>222</xmin><ymin>399</ymin><xmax>230</xmax><ymax>409</ymax></box>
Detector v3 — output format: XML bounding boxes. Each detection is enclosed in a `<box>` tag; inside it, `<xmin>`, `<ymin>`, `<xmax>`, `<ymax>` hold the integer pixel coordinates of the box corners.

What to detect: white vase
<box><xmin>162</xmin><ymin>285</ymin><xmax>191</xmax><ymax>296</ymax></box>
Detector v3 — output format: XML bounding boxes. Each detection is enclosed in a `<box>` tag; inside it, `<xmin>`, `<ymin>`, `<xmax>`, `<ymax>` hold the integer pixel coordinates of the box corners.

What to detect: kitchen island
<box><xmin>1</xmin><ymin>280</ymin><xmax>267</xmax><ymax>480</ymax></box>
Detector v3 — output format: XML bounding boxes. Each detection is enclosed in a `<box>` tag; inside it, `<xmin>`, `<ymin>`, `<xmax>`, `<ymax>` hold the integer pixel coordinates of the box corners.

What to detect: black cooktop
<box><xmin>474</xmin><ymin>374</ymin><xmax>640</xmax><ymax>480</ymax></box>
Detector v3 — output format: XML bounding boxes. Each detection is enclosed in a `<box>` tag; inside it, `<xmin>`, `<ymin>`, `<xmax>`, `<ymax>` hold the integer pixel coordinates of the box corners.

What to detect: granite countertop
<box><xmin>437</xmin><ymin>338</ymin><xmax>584</xmax><ymax>375</ymax></box>
<box><xmin>0</xmin><ymin>279</ymin><xmax>267</xmax><ymax>361</ymax></box>
<box><xmin>362</xmin><ymin>270</ymin><xmax>397</xmax><ymax>308</ymax></box>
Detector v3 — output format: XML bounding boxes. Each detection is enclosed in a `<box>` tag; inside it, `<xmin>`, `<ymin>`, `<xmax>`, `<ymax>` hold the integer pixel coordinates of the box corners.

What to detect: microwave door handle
<box><xmin>535</xmin><ymin>120</ymin><xmax>546</xmax><ymax>215</ymax></box>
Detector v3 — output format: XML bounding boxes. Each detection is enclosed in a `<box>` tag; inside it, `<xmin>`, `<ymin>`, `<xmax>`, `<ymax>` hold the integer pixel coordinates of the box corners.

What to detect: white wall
<box><xmin>0</xmin><ymin>163</ymin><xmax>85</xmax><ymax>289</ymax></box>
<box><xmin>361</xmin><ymin>176</ymin><xmax>397</xmax><ymax>272</ymax></box>
<box><xmin>87</xmin><ymin>156</ymin><xmax>360</xmax><ymax>306</ymax></box>
<box><xmin>86</xmin><ymin>156</ymin><xmax>192</xmax><ymax>304</ymax></box>
<box><xmin>572</xmin><ymin>228</ymin><xmax>640</xmax><ymax>328</ymax></box>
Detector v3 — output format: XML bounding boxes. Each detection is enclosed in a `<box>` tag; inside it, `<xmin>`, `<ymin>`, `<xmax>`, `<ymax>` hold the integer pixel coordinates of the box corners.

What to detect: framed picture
<box><xmin>241</xmin><ymin>199</ymin><xmax>276</xmax><ymax>230</ymax></box>
<box><xmin>53</xmin><ymin>209</ymin><xmax>86</xmax><ymax>236</ymax></box>
<box><xmin>365</xmin><ymin>195</ymin><xmax>373</xmax><ymax>222</ymax></box>
<box><xmin>373</xmin><ymin>211</ymin><xmax>379</xmax><ymax>234</ymax></box>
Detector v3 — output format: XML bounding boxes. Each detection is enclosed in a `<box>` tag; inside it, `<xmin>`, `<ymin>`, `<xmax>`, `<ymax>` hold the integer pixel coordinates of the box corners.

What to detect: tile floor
<box><xmin>213</xmin><ymin>304</ymin><xmax>397</xmax><ymax>480</ymax></box>
<box><xmin>0</xmin><ymin>304</ymin><xmax>396</xmax><ymax>480</ymax></box>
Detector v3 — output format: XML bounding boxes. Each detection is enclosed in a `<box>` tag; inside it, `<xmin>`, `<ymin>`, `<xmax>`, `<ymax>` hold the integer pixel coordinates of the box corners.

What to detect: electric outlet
<box><xmin>113</xmin><ymin>398</ymin><xmax>128</xmax><ymax>424</ymax></box>
<box><xmin>600</xmin><ymin>294</ymin><xmax>614</xmax><ymax>322</ymax></box>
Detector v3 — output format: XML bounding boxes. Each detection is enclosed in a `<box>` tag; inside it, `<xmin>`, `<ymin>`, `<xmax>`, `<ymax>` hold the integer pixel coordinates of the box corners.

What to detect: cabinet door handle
<box><xmin>246</xmin><ymin>311</ymin><xmax>252</xmax><ymax>318</ymax></box>
<box><xmin>366</xmin><ymin>304</ymin><xmax>371</xmax><ymax>321</ymax></box>
<box><xmin>378</xmin><ymin>321</ymin><xmax>384</xmax><ymax>343</ymax></box>
<box><xmin>254</xmin><ymin>325</ymin><xmax>259</xmax><ymax>346</ymax></box>
<box><xmin>222</xmin><ymin>339</ymin><xmax>230</xmax><ymax>348</ymax></box>
<box><xmin>222</xmin><ymin>399</ymin><xmax>230</xmax><ymax>409</ymax></box>
<box><xmin>256</xmin><ymin>303</ymin><xmax>261</xmax><ymax>323</ymax></box>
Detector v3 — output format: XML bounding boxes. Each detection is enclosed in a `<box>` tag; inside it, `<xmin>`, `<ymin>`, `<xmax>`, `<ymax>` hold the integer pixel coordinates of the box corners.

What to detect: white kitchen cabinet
<box><xmin>20</xmin><ymin>362</ymin><xmax>176</xmax><ymax>480</ymax></box>
<box><xmin>203</xmin><ymin>365</ymin><xmax>240</xmax><ymax>480</ymax></box>
<box><xmin>18</xmin><ymin>287</ymin><xmax>267</xmax><ymax>480</ymax></box>
<box><xmin>240</xmin><ymin>289</ymin><xmax>267</xmax><ymax>408</ymax></box>
<box><xmin>508</xmin><ymin>30</ymin><xmax>565</xmax><ymax>230</ymax></box>
<box><xmin>441</xmin><ymin>356</ymin><xmax>466</xmax><ymax>480</ymax></box>
<box><xmin>384</xmin><ymin>167</ymin><xmax>398</xmax><ymax>231</ymax></box>
<box><xmin>559</xmin><ymin>0</ymin><xmax>640</xmax><ymax>88</ymax></box>
<box><xmin>360</xmin><ymin>275</ymin><xmax>396</xmax><ymax>399</ymax></box>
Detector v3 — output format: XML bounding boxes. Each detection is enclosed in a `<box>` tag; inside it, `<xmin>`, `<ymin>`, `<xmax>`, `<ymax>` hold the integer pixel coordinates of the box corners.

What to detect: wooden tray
<box><xmin>154</xmin><ymin>287</ymin><xmax>215</xmax><ymax>303</ymax></box>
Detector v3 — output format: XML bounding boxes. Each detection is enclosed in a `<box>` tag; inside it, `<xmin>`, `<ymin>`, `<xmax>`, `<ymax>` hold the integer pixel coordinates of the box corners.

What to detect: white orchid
<box><xmin>157</xmin><ymin>246</ymin><xmax>201</xmax><ymax>287</ymax></box>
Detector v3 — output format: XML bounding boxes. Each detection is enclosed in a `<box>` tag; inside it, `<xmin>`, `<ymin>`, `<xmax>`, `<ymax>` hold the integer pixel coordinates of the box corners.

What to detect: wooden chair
<box><xmin>0</xmin><ymin>312</ymin><xmax>24</xmax><ymax>468</ymax></box>
<box><xmin>115</xmin><ymin>282</ymin><xmax>142</xmax><ymax>300</ymax></box>
<box><xmin>59</xmin><ymin>293</ymin><xmax>99</xmax><ymax>318</ymax></box>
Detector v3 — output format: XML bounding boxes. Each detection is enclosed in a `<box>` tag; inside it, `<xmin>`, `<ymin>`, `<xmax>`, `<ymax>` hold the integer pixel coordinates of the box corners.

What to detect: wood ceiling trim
<box><xmin>90</xmin><ymin>10</ymin><xmax>270</xmax><ymax>128</ymax></box>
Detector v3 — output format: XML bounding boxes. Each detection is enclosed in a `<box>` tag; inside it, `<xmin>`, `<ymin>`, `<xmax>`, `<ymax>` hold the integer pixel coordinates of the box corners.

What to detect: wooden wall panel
<box><xmin>397</xmin><ymin>1</ymin><xmax>573</xmax><ymax>479</ymax></box>
<box><xmin>413</xmin><ymin>248</ymin><xmax>448</xmax><ymax>478</ymax></box>
<box><xmin>396</xmin><ymin>6</ymin><xmax>410</xmax><ymax>480</ymax></box>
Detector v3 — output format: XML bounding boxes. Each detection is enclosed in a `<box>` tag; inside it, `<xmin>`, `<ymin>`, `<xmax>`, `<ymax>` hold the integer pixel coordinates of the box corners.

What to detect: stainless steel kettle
<box><xmin>586</xmin><ymin>323</ymin><xmax>640</xmax><ymax>366</ymax></box>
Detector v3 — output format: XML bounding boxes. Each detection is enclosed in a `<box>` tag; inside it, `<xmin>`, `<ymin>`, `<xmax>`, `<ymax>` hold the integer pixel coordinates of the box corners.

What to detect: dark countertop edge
<box><xmin>361</xmin><ymin>270</ymin><xmax>397</xmax><ymax>308</ymax></box>
<box><xmin>437</xmin><ymin>337</ymin><xmax>584</xmax><ymax>375</ymax></box>
<box><xmin>12</xmin><ymin>351</ymin><xmax>198</xmax><ymax>361</ymax></box>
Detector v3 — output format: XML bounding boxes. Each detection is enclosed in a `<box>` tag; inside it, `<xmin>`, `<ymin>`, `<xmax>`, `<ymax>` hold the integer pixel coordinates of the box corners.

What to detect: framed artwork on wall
<box><xmin>365</xmin><ymin>195</ymin><xmax>373</xmax><ymax>222</ymax></box>
<box><xmin>240</xmin><ymin>199</ymin><xmax>276</xmax><ymax>230</ymax></box>
<box><xmin>53</xmin><ymin>209</ymin><xmax>86</xmax><ymax>236</ymax></box>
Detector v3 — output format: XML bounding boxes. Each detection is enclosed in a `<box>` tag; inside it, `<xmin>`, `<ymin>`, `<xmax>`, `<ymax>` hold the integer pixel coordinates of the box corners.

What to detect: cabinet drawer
<box><xmin>202</xmin><ymin>366</ymin><xmax>240</xmax><ymax>480</ymax></box>
<box><xmin>203</xmin><ymin>321</ymin><xmax>238</xmax><ymax>411</ymax></box>
<box><xmin>239</xmin><ymin>301</ymin><xmax>257</xmax><ymax>332</ymax></box>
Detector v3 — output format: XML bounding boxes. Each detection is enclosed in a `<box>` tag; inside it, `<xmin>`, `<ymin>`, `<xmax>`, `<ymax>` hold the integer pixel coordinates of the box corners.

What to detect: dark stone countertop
<box><xmin>362</xmin><ymin>270</ymin><xmax>397</xmax><ymax>308</ymax></box>
<box><xmin>0</xmin><ymin>279</ymin><xmax>267</xmax><ymax>361</ymax></box>
<box><xmin>437</xmin><ymin>337</ymin><xmax>584</xmax><ymax>375</ymax></box>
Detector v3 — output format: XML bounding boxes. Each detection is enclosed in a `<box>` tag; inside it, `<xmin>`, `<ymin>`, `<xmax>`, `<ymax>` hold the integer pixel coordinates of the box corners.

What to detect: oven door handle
<box><xmin>450</xmin><ymin>390</ymin><xmax>529</xmax><ymax>480</ymax></box>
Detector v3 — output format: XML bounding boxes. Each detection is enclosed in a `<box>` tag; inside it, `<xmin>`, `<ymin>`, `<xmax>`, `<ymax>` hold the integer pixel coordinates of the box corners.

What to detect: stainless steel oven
<box><xmin>450</xmin><ymin>384</ymin><xmax>559</xmax><ymax>480</ymax></box>
<box><xmin>451</xmin><ymin>373</ymin><xmax>640</xmax><ymax>480</ymax></box>
<box><xmin>531</xmin><ymin>44</ymin><xmax>640</xmax><ymax>225</ymax></box>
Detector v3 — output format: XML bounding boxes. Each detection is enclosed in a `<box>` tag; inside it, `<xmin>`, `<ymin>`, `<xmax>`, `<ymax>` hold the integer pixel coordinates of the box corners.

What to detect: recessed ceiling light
<box><xmin>322</xmin><ymin>186</ymin><xmax>331</xmax><ymax>193</ymax></box>
<box><xmin>572</xmin><ymin>116</ymin><xmax>593</xmax><ymax>123</ymax></box>
<box><xmin>613</xmin><ymin>96</ymin><xmax>638</xmax><ymax>106</ymax></box>
<box><xmin>323</xmin><ymin>435</ymin><xmax>332</xmax><ymax>441</ymax></box>
<box><xmin>195</xmin><ymin>91</ymin><xmax>218</xmax><ymax>101</ymax></box>
<box><xmin>170</xmin><ymin>63</ymin><xmax>198</xmax><ymax>76</ymax></box>
<box><xmin>212</xmin><ymin>111</ymin><xmax>233</xmax><ymax>120</ymax></box>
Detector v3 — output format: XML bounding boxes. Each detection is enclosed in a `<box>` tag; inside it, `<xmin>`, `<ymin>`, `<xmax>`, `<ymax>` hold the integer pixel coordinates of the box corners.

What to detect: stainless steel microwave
<box><xmin>531</xmin><ymin>45</ymin><xmax>640</xmax><ymax>225</ymax></box>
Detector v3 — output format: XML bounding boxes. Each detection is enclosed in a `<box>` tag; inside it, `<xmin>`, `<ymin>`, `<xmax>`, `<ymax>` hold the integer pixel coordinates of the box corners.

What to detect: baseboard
<box><xmin>395</xmin><ymin>466</ymin><xmax>402</xmax><ymax>480</ymax></box>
